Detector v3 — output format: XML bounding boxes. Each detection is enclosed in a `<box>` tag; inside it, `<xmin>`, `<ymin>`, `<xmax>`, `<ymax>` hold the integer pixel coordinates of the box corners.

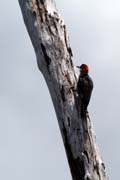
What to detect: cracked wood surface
<box><xmin>18</xmin><ymin>0</ymin><xmax>108</xmax><ymax>179</ymax></box>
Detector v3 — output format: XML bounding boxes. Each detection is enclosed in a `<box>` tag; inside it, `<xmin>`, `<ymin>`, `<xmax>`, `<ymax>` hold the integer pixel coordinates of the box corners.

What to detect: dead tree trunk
<box><xmin>18</xmin><ymin>0</ymin><xmax>108</xmax><ymax>179</ymax></box>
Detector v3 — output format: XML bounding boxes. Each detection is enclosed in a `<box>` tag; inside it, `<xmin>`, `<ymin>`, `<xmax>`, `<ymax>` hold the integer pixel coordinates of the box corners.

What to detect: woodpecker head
<box><xmin>77</xmin><ymin>64</ymin><xmax>89</xmax><ymax>75</ymax></box>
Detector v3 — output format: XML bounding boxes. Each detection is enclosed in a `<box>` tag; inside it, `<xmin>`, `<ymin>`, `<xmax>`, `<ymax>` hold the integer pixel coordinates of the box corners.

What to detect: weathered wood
<box><xmin>18</xmin><ymin>0</ymin><xmax>108</xmax><ymax>179</ymax></box>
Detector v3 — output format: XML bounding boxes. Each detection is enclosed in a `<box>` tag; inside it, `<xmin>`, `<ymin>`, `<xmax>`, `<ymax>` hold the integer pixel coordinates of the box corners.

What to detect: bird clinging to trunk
<box><xmin>77</xmin><ymin>64</ymin><xmax>93</xmax><ymax>117</ymax></box>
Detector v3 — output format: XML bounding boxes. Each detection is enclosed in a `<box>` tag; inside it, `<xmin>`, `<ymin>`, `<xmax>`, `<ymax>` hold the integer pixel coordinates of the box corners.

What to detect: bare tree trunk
<box><xmin>18</xmin><ymin>0</ymin><xmax>108</xmax><ymax>180</ymax></box>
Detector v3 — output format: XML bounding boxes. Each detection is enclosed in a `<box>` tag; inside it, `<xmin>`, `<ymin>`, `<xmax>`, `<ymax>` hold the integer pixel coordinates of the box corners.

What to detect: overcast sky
<box><xmin>0</xmin><ymin>0</ymin><xmax>120</xmax><ymax>179</ymax></box>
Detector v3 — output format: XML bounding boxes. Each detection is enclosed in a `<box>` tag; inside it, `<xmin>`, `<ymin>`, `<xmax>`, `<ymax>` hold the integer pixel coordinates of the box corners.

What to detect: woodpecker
<box><xmin>77</xmin><ymin>64</ymin><xmax>93</xmax><ymax>114</ymax></box>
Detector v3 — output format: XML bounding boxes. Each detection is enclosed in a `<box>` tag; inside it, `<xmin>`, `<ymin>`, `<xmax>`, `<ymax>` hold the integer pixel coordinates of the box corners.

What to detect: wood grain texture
<box><xmin>18</xmin><ymin>0</ymin><xmax>108</xmax><ymax>179</ymax></box>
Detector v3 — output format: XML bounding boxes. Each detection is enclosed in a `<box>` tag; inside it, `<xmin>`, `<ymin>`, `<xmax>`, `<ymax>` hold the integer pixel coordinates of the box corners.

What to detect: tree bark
<box><xmin>18</xmin><ymin>0</ymin><xmax>108</xmax><ymax>180</ymax></box>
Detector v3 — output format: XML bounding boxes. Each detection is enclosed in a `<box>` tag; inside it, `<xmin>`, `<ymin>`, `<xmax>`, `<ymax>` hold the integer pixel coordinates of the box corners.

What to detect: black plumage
<box><xmin>77</xmin><ymin>74</ymin><xmax>93</xmax><ymax>111</ymax></box>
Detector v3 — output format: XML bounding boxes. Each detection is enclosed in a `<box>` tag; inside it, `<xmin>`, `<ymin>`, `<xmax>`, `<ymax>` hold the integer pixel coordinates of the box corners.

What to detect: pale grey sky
<box><xmin>0</xmin><ymin>0</ymin><xmax>120</xmax><ymax>179</ymax></box>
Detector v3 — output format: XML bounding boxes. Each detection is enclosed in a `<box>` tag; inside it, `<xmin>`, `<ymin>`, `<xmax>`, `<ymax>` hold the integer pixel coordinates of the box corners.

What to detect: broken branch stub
<box><xmin>18</xmin><ymin>0</ymin><xmax>108</xmax><ymax>180</ymax></box>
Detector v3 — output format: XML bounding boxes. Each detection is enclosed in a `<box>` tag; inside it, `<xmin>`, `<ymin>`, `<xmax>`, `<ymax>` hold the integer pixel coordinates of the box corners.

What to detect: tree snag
<box><xmin>18</xmin><ymin>0</ymin><xmax>108</xmax><ymax>180</ymax></box>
